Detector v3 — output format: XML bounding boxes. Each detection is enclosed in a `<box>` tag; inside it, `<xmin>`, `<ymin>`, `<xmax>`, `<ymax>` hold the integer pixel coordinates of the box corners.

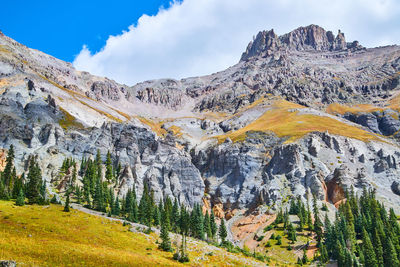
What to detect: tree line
<box><xmin>0</xmin><ymin>145</ymin><xmax>47</xmax><ymax>206</ymax></box>
<box><xmin>320</xmin><ymin>187</ymin><xmax>400</xmax><ymax>266</ymax></box>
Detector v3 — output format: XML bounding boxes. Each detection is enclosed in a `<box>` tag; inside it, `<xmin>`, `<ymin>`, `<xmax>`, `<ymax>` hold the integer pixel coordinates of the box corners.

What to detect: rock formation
<box><xmin>0</xmin><ymin>24</ymin><xmax>400</xmax><ymax>218</ymax></box>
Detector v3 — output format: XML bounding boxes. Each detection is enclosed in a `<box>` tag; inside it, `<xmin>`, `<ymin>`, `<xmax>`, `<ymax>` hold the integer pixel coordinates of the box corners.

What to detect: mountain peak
<box><xmin>240</xmin><ymin>24</ymin><xmax>363</xmax><ymax>61</ymax></box>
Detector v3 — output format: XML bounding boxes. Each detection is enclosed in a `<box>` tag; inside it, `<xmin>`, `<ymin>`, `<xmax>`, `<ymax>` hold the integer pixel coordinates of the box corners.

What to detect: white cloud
<box><xmin>73</xmin><ymin>0</ymin><xmax>400</xmax><ymax>85</ymax></box>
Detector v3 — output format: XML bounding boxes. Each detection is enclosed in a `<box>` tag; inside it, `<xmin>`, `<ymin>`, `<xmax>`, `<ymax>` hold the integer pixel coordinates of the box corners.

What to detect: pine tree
<box><xmin>40</xmin><ymin>181</ymin><xmax>47</xmax><ymax>203</ymax></box>
<box><xmin>372</xmin><ymin>229</ymin><xmax>384</xmax><ymax>266</ymax></box>
<box><xmin>171</xmin><ymin>198</ymin><xmax>180</xmax><ymax>233</ymax></box>
<box><xmin>114</xmin><ymin>196</ymin><xmax>121</xmax><ymax>216</ymax></box>
<box><xmin>210</xmin><ymin>210</ymin><xmax>217</xmax><ymax>239</ymax></box>
<box><xmin>319</xmin><ymin>243</ymin><xmax>329</xmax><ymax>263</ymax></box>
<box><xmin>383</xmin><ymin>237</ymin><xmax>399</xmax><ymax>267</ymax></box>
<box><xmin>179</xmin><ymin>205</ymin><xmax>189</xmax><ymax>236</ymax></box>
<box><xmin>192</xmin><ymin>204</ymin><xmax>204</xmax><ymax>240</ymax></box>
<box><xmin>219</xmin><ymin>218</ymin><xmax>227</xmax><ymax>244</ymax></box>
<box><xmin>64</xmin><ymin>194</ymin><xmax>70</xmax><ymax>212</ymax></box>
<box><xmin>11</xmin><ymin>174</ymin><xmax>23</xmax><ymax>199</ymax></box>
<box><xmin>302</xmin><ymin>248</ymin><xmax>308</xmax><ymax>264</ymax></box>
<box><xmin>75</xmin><ymin>186</ymin><xmax>82</xmax><ymax>204</ymax></box>
<box><xmin>139</xmin><ymin>183</ymin><xmax>151</xmax><ymax>226</ymax></box>
<box><xmin>105</xmin><ymin>151</ymin><xmax>113</xmax><ymax>183</ymax></box>
<box><xmin>15</xmin><ymin>188</ymin><xmax>25</xmax><ymax>206</ymax></box>
<box><xmin>344</xmin><ymin>249</ymin><xmax>353</xmax><ymax>267</ymax></box>
<box><xmin>93</xmin><ymin>178</ymin><xmax>105</xmax><ymax>212</ymax></box>
<box><xmin>71</xmin><ymin>164</ymin><xmax>77</xmax><ymax>186</ymax></box>
<box><xmin>287</xmin><ymin>222</ymin><xmax>297</xmax><ymax>243</ymax></box>
<box><xmin>362</xmin><ymin>229</ymin><xmax>377</xmax><ymax>267</ymax></box>
<box><xmin>26</xmin><ymin>158</ymin><xmax>44</xmax><ymax>204</ymax></box>
<box><xmin>204</xmin><ymin>211</ymin><xmax>212</xmax><ymax>240</ymax></box>
<box><xmin>159</xmin><ymin>208</ymin><xmax>172</xmax><ymax>251</ymax></box>
<box><xmin>153</xmin><ymin>205</ymin><xmax>161</xmax><ymax>226</ymax></box>
<box><xmin>3</xmin><ymin>145</ymin><xmax>15</xmax><ymax>189</ymax></box>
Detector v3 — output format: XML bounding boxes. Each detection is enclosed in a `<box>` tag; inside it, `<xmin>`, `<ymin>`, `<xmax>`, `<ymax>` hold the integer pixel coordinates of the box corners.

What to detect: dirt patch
<box><xmin>231</xmin><ymin>213</ymin><xmax>276</xmax><ymax>250</ymax></box>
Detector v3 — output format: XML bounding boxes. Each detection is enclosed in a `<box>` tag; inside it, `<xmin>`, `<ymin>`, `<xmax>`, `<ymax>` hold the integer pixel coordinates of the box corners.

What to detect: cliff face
<box><xmin>1</xmin><ymin>25</ymin><xmax>400</xmax><ymax>216</ymax></box>
<box><xmin>240</xmin><ymin>25</ymin><xmax>362</xmax><ymax>61</ymax></box>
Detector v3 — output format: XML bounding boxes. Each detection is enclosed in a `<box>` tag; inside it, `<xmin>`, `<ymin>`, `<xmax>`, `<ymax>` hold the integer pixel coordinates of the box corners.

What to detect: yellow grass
<box><xmin>0</xmin><ymin>45</ymin><xmax>11</xmax><ymax>54</ymax></box>
<box><xmin>168</xmin><ymin>125</ymin><xmax>183</xmax><ymax>137</ymax></box>
<box><xmin>77</xmin><ymin>100</ymin><xmax>123</xmax><ymax>123</ymax></box>
<box><xmin>0</xmin><ymin>201</ymin><xmax>179</xmax><ymax>267</ymax></box>
<box><xmin>136</xmin><ymin>117</ymin><xmax>167</xmax><ymax>137</ymax></box>
<box><xmin>217</xmin><ymin>100</ymin><xmax>379</xmax><ymax>143</ymax></box>
<box><xmin>0</xmin><ymin>79</ymin><xmax>8</xmax><ymax>87</ymax></box>
<box><xmin>58</xmin><ymin>107</ymin><xmax>84</xmax><ymax>131</ymax></box>
<box><xmin>108</xmin><ymin>105</ymin><xmax>131</xmax><ymax>121</ymax></box>
<box><xmin>36</xmin><ymin>73</ymin><xmax>127</xmax><ymax>123</ymax></box>
<box><xmin>0</xmin><ymin>201</ymin><xmax>263</xmax><ymax>266</ymax></box>
<box><xmin>326</xmin><ymin>103</ymin><xmax>383</xmax><ymax>115</ymax></box>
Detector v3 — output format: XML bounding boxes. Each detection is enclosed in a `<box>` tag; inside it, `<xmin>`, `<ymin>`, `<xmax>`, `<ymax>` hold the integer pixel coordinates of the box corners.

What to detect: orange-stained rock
<box><xmin>225</xmin><ymin>210</ymin><xmax>234</xmax><ymax>220</ymax></box>
<box><xmin>213</xmin><ymin>204</ymin><xmax>225</xmax><ymax>219</ymax></box>
<box><xmin>231</xmin><ymin>213</ymin><xmax>276</xmax><ymax>251</ymax></box>
<box><xmin>202</xmin><ymin>197</ymin><xmax>211</xmax><ymax>215</ymax></box>
<box><xmin>326</xmin><ymin>175</ymin><xmax>346</xmax><ymax>205</ymax></box>
<box><xmin>0</xmin><ymin>149</ymin><xmax>7</xmax><ymax>172</ymax></box>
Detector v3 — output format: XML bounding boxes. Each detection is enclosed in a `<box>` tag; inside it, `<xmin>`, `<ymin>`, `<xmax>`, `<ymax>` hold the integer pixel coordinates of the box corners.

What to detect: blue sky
<box><xmin>1</xmin><ymin>0</ymin><xmax>400</xmax><ymax>85</ymax></box>
<box><xmin>1</xmin><ymin>1</ymin><xmax>172</xmax><ymax>62</ymax></box>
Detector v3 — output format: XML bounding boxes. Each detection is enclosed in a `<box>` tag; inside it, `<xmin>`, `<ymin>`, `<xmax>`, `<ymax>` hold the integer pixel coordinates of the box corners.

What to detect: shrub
<box><xmin>263</xmin><ymin>225</ymin><xmax>273</xmax><ymax>232</ymax></box>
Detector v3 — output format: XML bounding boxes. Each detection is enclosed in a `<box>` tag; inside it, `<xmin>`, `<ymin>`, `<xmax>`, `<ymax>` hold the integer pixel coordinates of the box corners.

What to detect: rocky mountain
<box><xmin>1</xmin><ymin>24</ymin><xmax>400</xmax><ymax>235</ymax></box>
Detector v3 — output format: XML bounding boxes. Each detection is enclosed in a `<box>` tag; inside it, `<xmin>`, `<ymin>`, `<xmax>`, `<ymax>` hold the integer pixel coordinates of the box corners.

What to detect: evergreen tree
<box><xmin>383</xmin><ymin>237</ymin><xmax>399</xmax><ymax>267</ymax></box>
<box><xmin>138</xmin><ymin>183</ymin><xmax>151</xmax><ymax>226</ymax></box>
<box><xmin>93</xmin><ymin>178</ymin><xmax>105</xmax><ymax>212</ymax></box>
<box><xmin>3</xmin><ymin>145</ymin><xmax>15</xmax><ymax>189</ymax></box>
<box><xmin>153</xmin><ymin>205</ymin><xmax>161</xmax><ymax>226</ymax></box>
<box><xmin>159</xmin><ymin>208</ymin><xmax>172</xmax><ymax>251</ymax></box>
<box><xmin>287</xmin><ymin>222</ymin><xmax>297</xmax><ymax>243</ymax></box>
<box><xmin>105</xmin><ymin>151</ymin><xmax>113</xmax><ymax>183</ymax></box>
<box><xmin>75</xmin><ymin>186</ymin><xmax>82</xmax><ymax>204</ymax></box>
<box><xmin>114</xmin><ymin>196</ymin><xmax>121</xmax><ymax>216</ymax></box>
<box><xmin>210</xmin><ymin>210</ymin><xmax>217</xmax><ymax>239</ymax></box>
<box><xmin>192</xmin><ymin>204</ymin><xmax>204</xmax><ymax>240</ymax></box>
<box><xmin>15</xmin><ymin>188</ymin><xmax>25</xmax><ymax>206</ymax></box>
<box><xmin>25</xmin><ymin>158</ymin><xmax>44</xmax><ymax>204</ymax></box>
<box><xmin>204</xmin><ymin>211</ymin><xmax>212</xmax><ymax>240</ymax></box>
<box><xmin>219</xmin><ymin>218</ymin><xmax>227</xmax><ymax>244</ymax></box>
<box><xmin>171</xmin><ymin>198</ymin><xmax>180</xmax><ymax>233</ymax></box>
<box><xmin>372</xmin><ymin>229</ymin><xmax>384</xmax><ymax>266</ymax></box>
<box><xmin>362</xmin><ymin>229</ymin><xmax>377</xmax><ymax>267</ymax></box>
<box><xmin>319</xmin><ymin>243</ymin><xmax>329</xmax><ymax>263</ymax></box>
<box><xmin>11</xmin><ymin>174</ymin><xmax>24</xmax><ymax>199</ymax></box>
<box><xmin>64</xmin><ymin>194</ymin><xmax>70</xmax><ymax>212</ymax></box>
<box><xmin>179</xmin><ymin>205</ymin><xmax>189</xmax><ymax>236</ymax></box>
<box><xmin>302</xmin><ymin>248</ymin><xmax>308</xmax><ymax>264</ymax></box>
<box><xmin>71</xmin><ymin>164</ymin><xmax>77</xmax><ymax>186</ymax></box>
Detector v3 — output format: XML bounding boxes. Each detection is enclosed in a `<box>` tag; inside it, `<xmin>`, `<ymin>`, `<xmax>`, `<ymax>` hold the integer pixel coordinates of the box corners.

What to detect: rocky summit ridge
<box><xmin>241</xmin><ymin>24</ymin><xmax>364</xmax><ymax>61</ymax></box>
<box><xmin>1</xmin><ymin>25</ymin><xmax>400</xmax><ymax>245</ymax></box>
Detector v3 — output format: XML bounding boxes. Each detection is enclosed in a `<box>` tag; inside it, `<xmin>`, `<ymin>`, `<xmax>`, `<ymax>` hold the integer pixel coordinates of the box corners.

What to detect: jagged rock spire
<box><xmin>241</xmin><ymin>24</ymin><xmax>362</xmax><ymax>61</ymax></box>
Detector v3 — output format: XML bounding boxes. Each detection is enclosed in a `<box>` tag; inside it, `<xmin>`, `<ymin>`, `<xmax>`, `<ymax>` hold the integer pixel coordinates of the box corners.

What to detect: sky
<box><xmin>2</xmin><ymin>0</ymin><xmax>400</xmax><ymax>86</ymax></box>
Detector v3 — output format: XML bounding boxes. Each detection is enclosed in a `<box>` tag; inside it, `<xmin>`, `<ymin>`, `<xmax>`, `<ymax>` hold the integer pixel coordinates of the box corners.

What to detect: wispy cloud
<box><xmin>73</xmin><ymin>0</ymin><xmax>400</xmax><ymax>85</ymax></box>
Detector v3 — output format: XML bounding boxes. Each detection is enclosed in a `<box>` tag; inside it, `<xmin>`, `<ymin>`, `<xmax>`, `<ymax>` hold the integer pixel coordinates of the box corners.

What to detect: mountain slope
<box><xmin>1</xmin><ymin>24</ymin><xmax>400</xmax><ymax>247</ymax></box>
<box><xmin>0</xmin><ymin>200</ymin><xmax>264</xmax><ymax>266</ymax></box>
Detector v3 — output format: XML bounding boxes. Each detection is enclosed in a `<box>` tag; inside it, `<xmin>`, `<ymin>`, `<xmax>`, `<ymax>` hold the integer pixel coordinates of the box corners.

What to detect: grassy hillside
<box><xmin>217</xmin><ymin>100</ymin><xmax>381</xmax><ymax>143</ymax></box>
<box><xmin>0</xmin><ymin>201</ymin><xmax>263</xmax><ymax>267</ymax></box>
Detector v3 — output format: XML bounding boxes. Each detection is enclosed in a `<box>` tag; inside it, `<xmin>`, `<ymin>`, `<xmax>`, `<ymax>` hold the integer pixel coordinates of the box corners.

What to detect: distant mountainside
<box><xmin>1</xmin><ymin>24</ymin><xmax>400</xmax><ymax>248</ymax></box>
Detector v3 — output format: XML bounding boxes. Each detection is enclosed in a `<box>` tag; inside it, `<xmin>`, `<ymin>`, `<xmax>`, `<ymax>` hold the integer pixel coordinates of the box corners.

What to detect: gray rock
<box><xmin>0</xmin><ymin>261</ymin><xmax>16</xmax><ymax>267</ymax></box>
